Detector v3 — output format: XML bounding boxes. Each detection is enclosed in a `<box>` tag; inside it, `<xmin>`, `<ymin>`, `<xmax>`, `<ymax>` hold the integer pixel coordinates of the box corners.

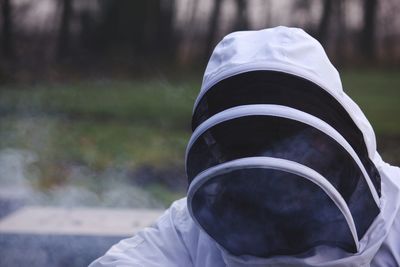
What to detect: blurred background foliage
<box><xmin>0</xmin><ymin>0</ymin><xmax>399</xmax><ymax>208</ymax></box>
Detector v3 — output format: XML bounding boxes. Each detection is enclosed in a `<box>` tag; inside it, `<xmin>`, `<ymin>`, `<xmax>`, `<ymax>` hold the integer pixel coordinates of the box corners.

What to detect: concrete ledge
<box><xmin>0</xmin><ymin>206</ymin><xmax>164</xmax><ymax>236</ymax></box>
<box><xmin>0</xmin><ymin>206</ymin><xmax>165</xmax><ymax>267</ymax></box>
<box><xmin>0</xmin><ymin>233</ymin><xmax>124</xmax><ymax>267</ymax></box>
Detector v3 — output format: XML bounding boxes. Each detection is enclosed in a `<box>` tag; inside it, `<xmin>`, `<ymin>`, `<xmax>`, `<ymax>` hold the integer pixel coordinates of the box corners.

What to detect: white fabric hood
<box><xmin>186</xmin><ymin>26</ymin><xmax>400</xmax><ymax>266</ymax></box>
<box><xmin>195</xmin><ymin>26</ymin><xmax>376</xmax><ymax>158</ymax></box>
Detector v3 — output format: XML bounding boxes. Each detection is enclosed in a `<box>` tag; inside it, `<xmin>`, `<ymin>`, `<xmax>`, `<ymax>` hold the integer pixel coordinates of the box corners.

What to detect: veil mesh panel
<box><xmin>187</xmin><ymin>116</ymin><xmax>379</xmax><ymax>241</ymax></box>
<box><xmin>192</xmin><ymin>168</ymin><xmax>355</xmax><ymax>257</ymax></box>
<box><xmin>192</xmin><ymin>71</ymin><xmax>380</xmax><ymax>196</ymax></box>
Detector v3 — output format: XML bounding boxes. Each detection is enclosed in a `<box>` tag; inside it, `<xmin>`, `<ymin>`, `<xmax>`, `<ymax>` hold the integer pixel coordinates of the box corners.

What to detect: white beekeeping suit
<box><xmin>90</xmin><ymin>26</ymin><xmax>400</xmax><ymax>267</ymax></box>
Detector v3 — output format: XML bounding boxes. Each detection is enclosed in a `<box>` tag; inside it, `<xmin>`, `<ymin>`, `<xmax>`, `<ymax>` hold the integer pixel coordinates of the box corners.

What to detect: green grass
<box><xmin>0</xmin><ymin>70</ymin><xmax>399</xmax><ymax>206</ymax></box>
<box><xmin>0</xmin><ymin>80</ymin><xmax>200</xmax><ymax>168</ymax></box>
<box><xmin>341</xmin><ymin>69</ymin><xmax>400</xmax><ymax>135</ymax></box>
<box><xmin>0</xmin><ymin>79</ymin><xmax>200</xmax><ymax>206</ymax></box>
<box><xmin>0</xmin><ymin>80</ymin><xmax>198</xmax><ymax>128</ymax></box>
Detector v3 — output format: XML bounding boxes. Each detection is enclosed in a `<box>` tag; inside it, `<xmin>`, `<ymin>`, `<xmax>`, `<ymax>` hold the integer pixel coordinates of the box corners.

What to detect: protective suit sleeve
<box><xmin>371</xmin><ymin>164</ymin><xmax>400</xmax><ymax>266</ymax></box>
<box><xmin>88</xmin><ymin>199</ymin><xmax>193</xmax><ymax>267</ymax></box>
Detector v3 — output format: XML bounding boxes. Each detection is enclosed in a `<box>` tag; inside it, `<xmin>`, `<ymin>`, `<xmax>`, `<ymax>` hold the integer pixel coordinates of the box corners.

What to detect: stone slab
<box><xmin>0</xmin><ymin>206</ymin><xmax>164</xmax><ymax>236</ymax></box>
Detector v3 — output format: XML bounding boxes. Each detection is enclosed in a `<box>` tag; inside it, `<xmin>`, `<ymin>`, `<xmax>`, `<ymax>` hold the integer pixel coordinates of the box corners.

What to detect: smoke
<box><xmin>0</xmin><ymin>148</ymin><xmax>37</xmax><ymax>198</ymax></box>
<box><xmin>0</xmin><ymin>147</ymin><xmax>164</xmax><ymax>210</ymax></box>
<box><xmin>0</xmin><ymin>110</ymin><xmax>168</xmax><ymax>209</ymax></box>
<box><xmin>0</xmin><ymin>147</ymin><xmax>164</xmax><ymax>266</ymax></box>
<box><xmin>0</xmin><ymin>93</ymin><xmax>173</xmax><ymax>267</ymax></box>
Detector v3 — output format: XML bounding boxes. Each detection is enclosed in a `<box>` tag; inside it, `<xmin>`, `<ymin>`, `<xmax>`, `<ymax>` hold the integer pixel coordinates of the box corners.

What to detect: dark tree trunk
<box><xmin>142</xmin><ymin>0</ymin><xmax>160</xmax><ymax>53</ymax></box>
<box><xmin>1</xmin><ymin>0</ymin><xmax>14</xmax><ymax>59</ymax></box>
<box><xmin>157</xmin><ymin>0</ymin><xmax>176</xmax><ymax>60</ymax></box>
<box><xmin>94</xmin><ymin>1</ymin><xmax>175</xmax><ymax>64</ymax></box>
<box><xmin>234</xmin><ymin>0</ymin><xmax>249</xmax><ymax>31</ymax></box>
<box><xmin>334</xmin><ymin>0</ymin><xmax>346</xmax><ymax>66</ymax></box>
<box><xmin>317</xmin><ymin>0</ymin><xmax>332</xmax><ymax>45</ymax></box>
<box><xmin>205</xmin><ymin>0</ymin><xmax>223</xmax><ymax>60</ymax></box>
<box><xmin>361</xmin><ymin>0</ymin><xmax>378</xmax><ymax>60</ymax></box>
<box><xmin>264</xmin><ymin>0</ymin><xmax>272</xmax><ymax>27</ymax></box>
<box><xmin>57</xmin><ymin>0</ymin><xmax>73</xmax><ymax>60</ymax></box>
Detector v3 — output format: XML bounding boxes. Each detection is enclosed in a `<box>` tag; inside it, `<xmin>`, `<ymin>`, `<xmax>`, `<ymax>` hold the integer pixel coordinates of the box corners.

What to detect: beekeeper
<box><xmin>90</xmin><ymin>26</ymin><xmax>400</xmax><ymax>267</ymax></box>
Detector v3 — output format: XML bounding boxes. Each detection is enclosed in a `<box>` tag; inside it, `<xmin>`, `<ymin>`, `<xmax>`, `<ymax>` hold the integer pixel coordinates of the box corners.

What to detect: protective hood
<box><xmin>185</xmin><ymin>26</ymin><xmax>400</xmax><ymax>266</ymax></box>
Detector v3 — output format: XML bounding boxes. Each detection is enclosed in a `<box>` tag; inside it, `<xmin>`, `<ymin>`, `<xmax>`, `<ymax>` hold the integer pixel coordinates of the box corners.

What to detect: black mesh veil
<box><xmin>192</xmin><ymin>71</ymin><xmax>381</xmax><ymax>197</ymax></box>
<box><xmin>186</xmin><ymin>111</ymin><xmax>379</xmax><ymax>257</ymax></box>
<box><xmin>190</xmin><ymin>167</ymin><xmax>355</xmax><ymax>257</ymax></box>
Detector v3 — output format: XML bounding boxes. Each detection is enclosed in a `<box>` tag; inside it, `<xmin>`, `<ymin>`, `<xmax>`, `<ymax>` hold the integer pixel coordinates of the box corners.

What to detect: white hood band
<box><xmin>187</xmin><ymin>156</ymin><xmax>360</xmax><ymax>251</ymax></box>
<box><xmin>185</xmin><ymin>104</ymin><xmax>380</xmax><ymax>206</ymax></box>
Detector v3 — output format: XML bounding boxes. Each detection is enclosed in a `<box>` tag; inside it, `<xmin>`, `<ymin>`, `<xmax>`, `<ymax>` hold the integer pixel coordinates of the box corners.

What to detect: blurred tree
<box><xmin>264</xmin><ymin>0</ymin><xmax>272</xmax><ymax>27</ymax></box>
<box><xmin>57</xmin><ymin>0</ymin><xmax>73</xmax><ymax>60</ymax></box>
<box><xmin>1</xmin><ymin>0</ymin><xmax>14</xmax><ymax>59</ymax></box>
<box><xmin>233</xmin><ymin>0</ymin><xmax>249</xmax><ymax>31</ymax></box>
<box><xmin>157</xmin><ymin>0</ymin><xmax>176</xmax><ymax>60</ymax></box>
<box><xmin>182</xmin><ymin>0</ymin><xmax>200</xmax><ymax>63</ymax></box>
<box><xmin>317</xmin><ymin>0</ymin><xmax>332</xmax><ymax>45</ymax></box>
<box><xmin>94</xmin><ymin>0</ymin><xmax>176</xmax><ymax>63</ymax></box>
<box><xmin>96</xmin><ymin>1</ymin><xmax>142</xmax><ymax>51</ymax></box>
<box><xmin>334</xmin><ymin>0</ymin><xmax>346</xmax><ymax>65</ymax></box>
<box><xmin>361</xmin><ymin>0</ymin><xmax>378</xmax><ymax>60</ymax></box>
<box><xmin>0</xmin><ymin>0</ymin><xmax>398</xmax><ymax>79</ymax></box>
<box><xmin>205</xmin><ymin>0</ymin><xmax>224</xmax><ymax>60</ymax></box>
<box><xmin>291</xmin><ymin>0</ymin><xmax>314</xmax><ymax>33</ymax></box>
<box><xmin>79</xmin><ymin>9</ymin><xmax>95</xmax><ymax>53</ymax></box>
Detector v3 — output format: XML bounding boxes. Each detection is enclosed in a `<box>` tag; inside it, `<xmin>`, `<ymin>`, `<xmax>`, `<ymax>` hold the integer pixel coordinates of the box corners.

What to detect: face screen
<box><xmin>190</xmin><ymin>167</ymin><xmax>355</xmax><ymax>257</ymax></box>
<box><xmin>192</xmin><ymin>71</ymin><xmax>380</xmax><ymax>196</ymax></box>
<box><xmin>186</xmin><ymin>108</ymin><xmax>379</xmax><ymax>257</ymax></box>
